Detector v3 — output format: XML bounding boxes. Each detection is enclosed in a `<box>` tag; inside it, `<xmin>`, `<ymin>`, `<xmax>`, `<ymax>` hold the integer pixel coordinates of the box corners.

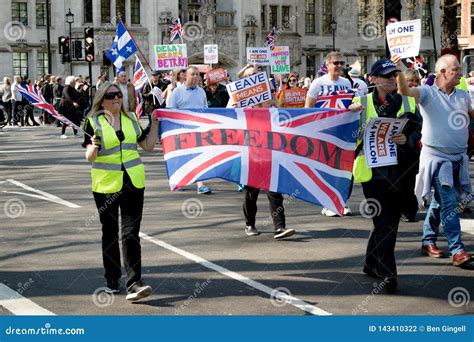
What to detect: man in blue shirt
<box><xmin>166</xmin><ymin>66</ymin><xmax>212</xmax><ymax>194</ymax></box>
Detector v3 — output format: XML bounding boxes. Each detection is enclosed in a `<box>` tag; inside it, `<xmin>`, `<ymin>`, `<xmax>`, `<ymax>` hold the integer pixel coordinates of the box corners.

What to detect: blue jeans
<box><xmin>422</xmin><ymin>162</ymin><xmax>464</xmax><ymax>256</ymax></box>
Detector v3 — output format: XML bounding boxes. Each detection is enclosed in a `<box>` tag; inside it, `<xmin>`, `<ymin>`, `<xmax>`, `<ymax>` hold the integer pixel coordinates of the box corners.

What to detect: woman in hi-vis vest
<box><xmin>83</xmin><ymin>82</ymin><xmax>158</xmax><ymax>301</ymax></box>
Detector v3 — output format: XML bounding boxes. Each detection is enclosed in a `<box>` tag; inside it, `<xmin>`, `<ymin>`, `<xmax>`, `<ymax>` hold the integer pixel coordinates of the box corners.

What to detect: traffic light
<box><xmin>84</xmin><ymin>27</ymin><xmax>94</xmax><ymax>62</ymax></box>
<box><xmin>58</xmin><ymin>36</ymin><xmax>70</xmax><ymax>63</ymax></box>
<box><xmin>385</xmin><ymin>0</ymin><xmax>402</xmax><ymax>25</ymax></box>
<box><xmin>73</xmin><ymin>40</ymin><xmax>83</xmax><ymax>59</ymax></box>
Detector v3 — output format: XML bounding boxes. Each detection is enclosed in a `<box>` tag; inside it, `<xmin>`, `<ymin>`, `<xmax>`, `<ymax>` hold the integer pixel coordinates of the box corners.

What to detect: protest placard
<box><xmin>192</xmin><ymin>64</ymin><xmax>211</xmax><ymax>73</ymax></box>
<box><xmin>206</xmin><ymin>68</ymin><xmax>228</xmax><ymax>85</ymax></box>
<box><xmin>246</xmin><ymin>47</ymin><xmax>270</xmax><ymax>65</ymax></box>
<box><xmin>154</xmin><ymin>44</ymin><xmax>188</xmax><ymax>70</ymax></box>
<box><xmin>280</xmin><ymin>88</ymin><xmax>307</xmax><ymax>108</ymax></box>
<box><xmin>386</xmin><ymin>19</ymin><xmax>421</xmax><ymax>58</ymax></box>
<box><xmin>204</xmin><ymin>44</ymin><xmax>218</xmax><ymax>64</ymax></box>
<box><xmin>364</xmin><ymin>118</ymin><xmax>407</xmax><ymax>168</ymax></box>
<box><xmin>270</xmin><ymin>46</ymin><xmax>290</xmax><ymax>74</ymax></box>
<box><xmin>226</xmin><ymin>72</ymin><xmax>272</xmax><ymax>108</ymax></box>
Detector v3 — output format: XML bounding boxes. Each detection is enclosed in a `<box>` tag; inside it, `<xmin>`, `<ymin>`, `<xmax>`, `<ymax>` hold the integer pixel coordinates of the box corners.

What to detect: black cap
<box><xmin>151</xmin><ymin>70</ymin><xmax>160</xmax><ymax>76</ymax></box>
<box><xmin>370</xmin><ymin>58</ymin><xmax>400</xmax><ymax>76</ymax></box>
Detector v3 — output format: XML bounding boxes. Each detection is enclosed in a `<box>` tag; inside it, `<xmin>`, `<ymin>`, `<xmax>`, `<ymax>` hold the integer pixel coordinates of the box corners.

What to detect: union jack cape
<box><xmin>155</xmin><ymin>108</ymin><xmax>360</xmax><ymax>215</ymax></box>
<box><xmin>315</xmin><ymin>89</ymin><xmax>355</xmax><ymax>110</ymax></box>
<box><xmin>15</xmin><ymin>84</ymin><xmax>83</xmax><ymax>133</ymax></box>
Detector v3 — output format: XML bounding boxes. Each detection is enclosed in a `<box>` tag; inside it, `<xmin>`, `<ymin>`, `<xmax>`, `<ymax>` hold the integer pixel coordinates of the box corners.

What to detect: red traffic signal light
<box><xmin>84</xmin><ymin>27</ymin><xmax>94</xmax><ymax>62</ymax></box>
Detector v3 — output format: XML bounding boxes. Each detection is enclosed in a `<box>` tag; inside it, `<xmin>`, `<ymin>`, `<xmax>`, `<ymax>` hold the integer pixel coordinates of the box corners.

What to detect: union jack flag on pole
<box><xmin>15</xmin><ymin>84</ymin><xmax>84</xmax><ymax>134</ymax></box>
<box><xmin>264</xmin><ymin>27</ymin><xmax>276</xmax><ymax>51</ymax></box>
<box><xmin>155</xmin><ymin>108</ymin><xmax>360</xmax><ymax>215</ymax></box>
<box><xmin>169</xmin><ymin>18</ymin><xmax>183</xmax><ymax>42</ymax></box>
<box><xmin>132</xmin><ymin>55</ymin><xmax>149</xmax><ymax>93</ymax></box>
<box><xmin>315</xmin><ymin>89</ymin><xmax>356</xmax><ymax>110</ymax></box>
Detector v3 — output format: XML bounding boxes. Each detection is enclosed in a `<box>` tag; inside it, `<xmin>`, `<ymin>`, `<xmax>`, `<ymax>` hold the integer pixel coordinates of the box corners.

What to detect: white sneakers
<box><xmin>321</xmin><ymin>206</ymin><xmax>352</xmax><ymax>217</ymax></box>
<box><xmin>60</xmin><ymin>134</ymin><xmax>68</xmax><ymax>139</ymax></box>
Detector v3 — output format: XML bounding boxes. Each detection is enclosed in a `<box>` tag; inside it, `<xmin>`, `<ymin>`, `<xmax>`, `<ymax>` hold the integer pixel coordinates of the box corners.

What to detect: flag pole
<box><xmin>121</xmin><ymin>20</ymin><xmax>153</xmax><ymax>71</ymax></box>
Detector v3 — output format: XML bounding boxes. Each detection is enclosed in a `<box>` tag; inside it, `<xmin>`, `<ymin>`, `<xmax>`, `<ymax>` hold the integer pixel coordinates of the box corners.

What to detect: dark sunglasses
<box><xmin>288</xmin><ymin>78</ymin><xmax>297</xmax><ymax>82</ymax></box>
<box><xmin>104</xmin><ymin>91</ymin><xmax>123</xmax><ymax>100</ymax></box>
<box><xmin>379</xmin><ymin>72</ymin><xmax>398</xmax><ymax>79</ymax></box>
<box><xmin>332</xmin><ymin>61</ymin><xmax>345</xmax><ymax>66</ymax></box>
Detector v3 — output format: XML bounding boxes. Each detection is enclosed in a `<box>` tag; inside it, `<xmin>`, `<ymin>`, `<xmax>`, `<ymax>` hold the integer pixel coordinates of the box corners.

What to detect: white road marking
<box><xmin>0</xmin><ymin>283</ymin><xmax>55</xmax><ymax>315</ymax></box>
<box><xmin>140</xmin><ymin>232</ymin><xmax>332</xmax><ymax>316</ymax></box>
<box><xmin>5</xmin><ymin>179</ymin><xmax>80</xmax><ymax>208</ymax></box>
<box><xmin>461</xmin><ymin>219</ymin><xmax>474</xmax><ymax>235</ymax></box>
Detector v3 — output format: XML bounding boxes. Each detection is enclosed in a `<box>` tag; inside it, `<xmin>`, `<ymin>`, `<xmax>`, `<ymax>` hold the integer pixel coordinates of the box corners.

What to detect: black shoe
<box><xmin>105</xmin><ymin>279</ymin><xmax>120</xmax><ymax>294</ymax></box>
<box><xmin>126</xmin><ymin>281</ymin><xmax>152</xmax><ymax>301</ymax></box>
<box><xmin>363</xmin><ymin>265</ymin><xmax>381</xmax><ymax>279</ymax></box>
<box><xmin>382</xmin><ymin>277</ymin><xmax>398</xmax><ymax>293</ymax></box>
<box><xmin>400</xmin><ymin>214</ymin><xmax>416</xmax><ymax>222</ymax></box>
<box><xmin>274</xmin><ymin>228</ymin><xmax>295</xmax><ymax>240</ymax></box>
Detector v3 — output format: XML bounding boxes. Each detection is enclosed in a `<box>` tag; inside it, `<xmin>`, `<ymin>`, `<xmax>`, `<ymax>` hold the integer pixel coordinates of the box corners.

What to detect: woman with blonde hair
<box><xmin>82</xmin><ymin>82</ymin><xmax>159</xmax><ymax>301</ymax></box>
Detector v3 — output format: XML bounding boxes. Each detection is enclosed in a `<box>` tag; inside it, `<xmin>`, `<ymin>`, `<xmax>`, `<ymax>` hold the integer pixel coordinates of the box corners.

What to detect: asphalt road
<box><xmin>0</xmin><ymin>122</ymin><xmax>473</xmax><ymax>316</ymax></box>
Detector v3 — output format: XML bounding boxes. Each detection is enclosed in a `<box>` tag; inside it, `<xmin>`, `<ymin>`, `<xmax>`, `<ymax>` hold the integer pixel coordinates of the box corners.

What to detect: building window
<box><xmin>261</xmin><ymin>5</ymin><xmax>266</xmax><ymax>30</ymax></box>
<box><xmin>305</xmin><ymin>0</ymin><xmax>315</xmax><ymax>33</ymax></box>
<box><xmin>471</xmin><ymin>1</ymin><xmax>474</xmax><ymax>35</ymax></box>
<box><xmin>359</xmin><ymin>56</ymin><xmax>368</xmax><ymax>76</ymax></box>
<box><xmin>188</xmin><ymin>4</ymin><xmax>200</xmax><ymax>22</ymax></box>
<box><xmin>36</xmin><ymin>1</ymin><xmax>51</xmax><ymax>27</ymax></box>
<box><xmin>84</xmin><ymin>0</ymin><xmax>93</xmax><ymax>23</ymax></box>
<box><xmin>12</xmin><ymin>2</ymin><xmax>28</xmax><ymax>25</ymax></box>
<box><xmin>282</xmin><ymin>6</ymin><xmax>290</xmax><ymax>29</ymax></box>
<box><xmin>306</xmin><ymin>55</ymin><xmax>316</xmax><ymax>77</ymax></box>
<box><xmin>131</xmin><ymin>0</ymin><xmax>140</xmax><ymax>24</ymax></box>
<box><xmin>358</xmin><ymin>0</ymin><xmax>370</xmax><ymax>37</ymax></box>
<box><xmin>37</xmin><ymin>52</ymin><xmax>48</xmax><ymax>79</ymax></box>
<box><xmin>13</xmin><ymin>52</ymin><xmax>28</xmax><ymax>77</ymax></box>
<box><xmin>456</xmin><ymin>2</ymin><xmax>461</xmax><ymax>35</ymax></box>
<box><xmin>322</xmin><ymin>0</ymin><xmax>333</xmax><ymax>34</ymax></box>
<box><xmin>101</xmin><ymin>0</ymin><xmax>111</xmax><ymax>23</ymax></box>
<box><xmin>116</xmin><ymin>0</ymin><xmax>125</xmax><ymax>22</ymax></box>
<box><xmin>269</xmin><ymin>5</ymin><xmax>278</xmax><ymax>29</ymax></box>
<box><xmin>422</xmin><ymin>0</ymin><xmax>431</xmax><ymax>36</ymax></box>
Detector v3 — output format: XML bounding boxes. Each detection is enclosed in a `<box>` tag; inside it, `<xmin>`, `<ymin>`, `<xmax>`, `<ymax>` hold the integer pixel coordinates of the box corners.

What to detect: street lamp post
<box><xmin>330</xmin><ymin>17</ymin><xmax>337</xmax><ymax>51</ymax></box>
<box><xmin>65</xmin><ymin>8</ymin><xmax>74</xmax><ymax>75</ymax></box>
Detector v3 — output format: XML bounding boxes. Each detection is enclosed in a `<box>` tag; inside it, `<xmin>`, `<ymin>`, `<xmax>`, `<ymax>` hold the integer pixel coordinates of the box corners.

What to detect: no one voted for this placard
<box><xmin>226</xmin><ymin>72</ymin><xmax>272</xmax><ymax>108</ymax></box>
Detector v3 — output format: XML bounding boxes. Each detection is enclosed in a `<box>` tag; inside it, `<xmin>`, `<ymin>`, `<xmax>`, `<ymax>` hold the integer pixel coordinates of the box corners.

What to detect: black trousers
<box><xmin>398</xmin><ymin>166</ymin><xmax>419</xmax><ymax>219</ymax></box>
<box><xmin>243</xmin><ymin>186</ymin><xmax>285</xmax><ymax>230</ymax></box>
<box><xmin>362</xmin><ymin>179</ymin><xmax>402</xmax><ymax>278</ymax></box>
<box><xmin>93</xmin><ymin>172</ymin><xmax>144</xmax><ymax>288</ymax></box>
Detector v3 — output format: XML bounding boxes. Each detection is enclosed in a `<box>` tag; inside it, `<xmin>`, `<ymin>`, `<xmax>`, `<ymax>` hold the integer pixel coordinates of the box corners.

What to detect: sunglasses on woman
<box><xmin>288</xmin><ymin>79</ymin><xmax>297</xmax><ymax>82</ymax></box>
<box><xmin>104</xmin><ymin>91</ymin><xmax>123</xmax><ymax>100</ymax></box>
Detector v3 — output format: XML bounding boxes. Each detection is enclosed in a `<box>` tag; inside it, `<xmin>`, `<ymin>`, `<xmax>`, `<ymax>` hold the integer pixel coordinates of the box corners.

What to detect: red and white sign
<box><xmin>206</xmin><ymin>68</ymin><xmax>228</xmax><ymax>85</ymax></box>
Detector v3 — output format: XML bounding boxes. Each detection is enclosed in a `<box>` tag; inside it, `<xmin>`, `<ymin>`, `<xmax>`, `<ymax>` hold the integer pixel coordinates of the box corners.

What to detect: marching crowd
<box><xmin>1</xmin><ymin>49</ymin><xmax>473</xmax><ymax>299</ymax></box>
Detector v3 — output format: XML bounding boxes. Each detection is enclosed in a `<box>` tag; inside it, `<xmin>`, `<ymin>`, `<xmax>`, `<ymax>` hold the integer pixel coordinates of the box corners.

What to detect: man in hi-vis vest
<box><xmin>349</xmin><ymin>58</ymin><xmax>419</xmax><ymax>293</ymax></box>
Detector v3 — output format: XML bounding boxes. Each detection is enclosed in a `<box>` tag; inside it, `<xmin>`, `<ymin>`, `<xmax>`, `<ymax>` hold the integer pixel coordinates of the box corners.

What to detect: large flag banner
<box><xmin>155</xmin><ymin>108</ymin><xmax>359</xmax><ymax>215</ymax></box>
<box><xmin>105</xmin><ymin>20</ymin><xmax>138</xmax><ymax>69</ymax></box>
<box><xmin>246</xmin><ymin>48</ymin><xmax>270</xmax><ymax>65</ymax></box>
<box><xmin>386</xmin><ymin>19</ymin><xmax>421</xmax><ymax>58</ymax></box>
<box><xmin>364</xmin><ymin>118</ymin><xmax>407</xmax><ymax>168</ymax></box>
<box><xmin>226</xmin><ymin>72</ymin><xmax>272</xmax><ymax>108</ymax></box>
<box><xmin>270</xmin><ymin>46</ymin><xmax>290</xmax><ymax>74</ymax></box>
<box><xmin>154</xmin><ymin>44</ymin><xmax>188</xmax><ymax>70</ymax></box>
<box><xmin>204</xmin><ymin>44</ymin><xmax>218</xmax><ymax>64</ymax></box>
<box><xmin>315</xmin><ymin>90</ymin><xmax>356</xmax><ymax>110</ymax></box>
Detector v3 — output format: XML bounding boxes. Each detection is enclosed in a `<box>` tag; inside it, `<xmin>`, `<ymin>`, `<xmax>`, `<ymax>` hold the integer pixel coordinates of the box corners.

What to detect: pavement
<box><xmin>0</xmin><ymin>122</ymin><xmax>473</xmax><ymax>316</ymax></box>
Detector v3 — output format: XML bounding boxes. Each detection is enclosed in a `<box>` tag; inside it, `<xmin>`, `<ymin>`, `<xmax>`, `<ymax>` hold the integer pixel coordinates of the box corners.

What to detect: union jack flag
<box><xmin>315</xmin><ymin>89</ymin><xmax>355</xmax><ymax>110</ymax></box>
<box><xmin>155</xmin><ymin>108</ymin><xmax>359</xmax><ymax>215</ymax></box>
<box><xmin>169</xmin><ymin>18</ymin><xmax>183</xmax><ymax>42</ymax></box>
<box><xmin>264</xmin><ymin>27</ymin><xmax>276</xmax><ymax>51</ymax></box>
<box><xmin>16</xmin><ymin>83</ymin><xmax>81</xmax><ymax>132</ymax></box>
<box><xmin>135</xmin><ymin>94</ymin><xmax>143</xmax><ymax>119</ymax></box>
<box><xmin>133</xmin><ymin>55</ymin><xmax>149</xmax><ymax>93</ymax></box>
<box><xmin>318</xmin><ymin>63</ymin><xmax>328</xmax><ymax>77</ymax></box>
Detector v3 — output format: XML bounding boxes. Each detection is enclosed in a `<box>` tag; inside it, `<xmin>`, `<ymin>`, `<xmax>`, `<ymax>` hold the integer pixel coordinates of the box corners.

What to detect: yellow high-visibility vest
<box><xmin>88</xmin><ymin>111</ymin><xmax>145</xmax><ymax>193</ymax></box>
<box><xmin>352</xmin><ymin>93</ymin><xmax>416</xmax><ymax>183</ymax></box>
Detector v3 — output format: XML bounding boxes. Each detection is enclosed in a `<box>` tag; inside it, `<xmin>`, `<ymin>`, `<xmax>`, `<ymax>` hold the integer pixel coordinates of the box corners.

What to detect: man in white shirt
<box><xmin>11</xmin><ymin>75</ymin><xmax>23</xmax><ymax>126</ymax></box>
<box><xmin>305</xmin><ymin>51</ymin><xmax>352</xmax><ymax>108</ymax></box>
<box><xmin>305</xmin><ymin>52</ymin><xmax>352</xmax><ymax>216</ymax></box>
